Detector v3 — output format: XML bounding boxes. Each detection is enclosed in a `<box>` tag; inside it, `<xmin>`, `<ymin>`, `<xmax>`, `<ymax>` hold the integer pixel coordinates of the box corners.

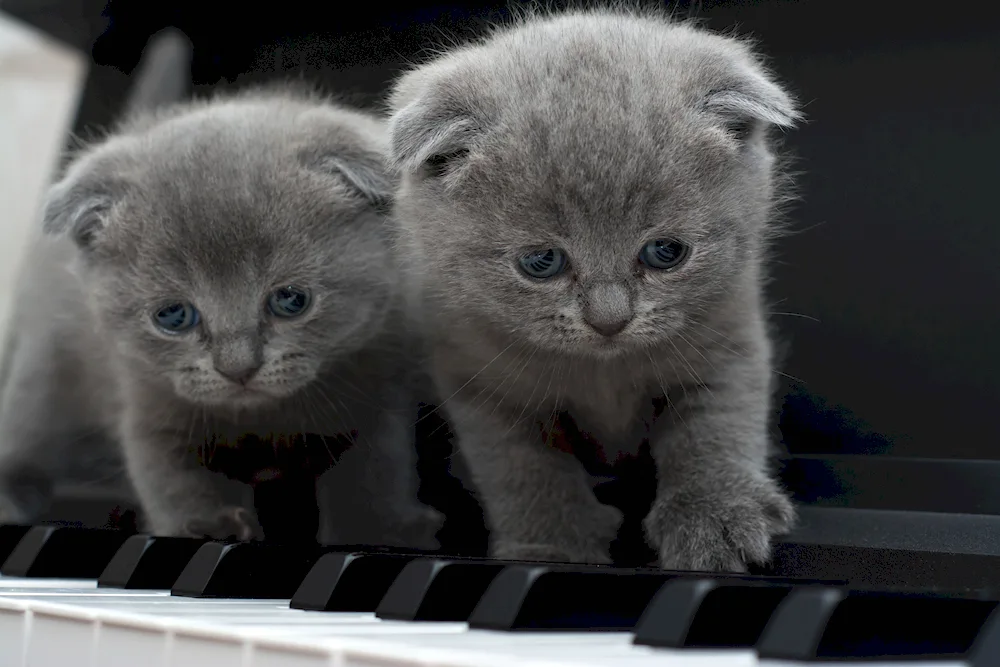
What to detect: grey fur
<box><xmin>0</xmin><ymin>88</ymin><xmax>441</xmax><ymax>547</ymax></box>
<box><xmin>387</xmin><ymin>8</ymin><xmax>800</xmax><ymax>570</ymax></box>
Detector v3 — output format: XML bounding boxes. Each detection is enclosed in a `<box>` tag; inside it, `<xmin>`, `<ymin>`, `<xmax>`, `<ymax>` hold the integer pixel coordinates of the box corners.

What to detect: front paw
<box><xmin>388</xmin><ymin>506</ymin><xmax>445</xmax><ymax>551</ymax></box>
<box><xmin>183</xmin><ymin>506</ymin><xmax>264</xmax><ymax>541</ymax></box>
<box><xmin>644</xmin><ymin>479</ymin><xmax>795</xmax><ymax>572</ymax></box>
<box><xmin>491</xmin><ymin>503</ymin><xmax>622</xmax><ymax>565</ymax></box>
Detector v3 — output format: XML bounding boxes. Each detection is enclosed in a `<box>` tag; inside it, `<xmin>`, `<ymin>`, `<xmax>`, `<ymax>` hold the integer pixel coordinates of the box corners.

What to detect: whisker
<box><xmin>769</xmin><ymin>311</ymin><xmax>821</xmax><ymax>323</ymax></box>
<box><xmin>414</xmin><ymin>340</ymin><xmax>519</xmax><ymax>424</ymax></box>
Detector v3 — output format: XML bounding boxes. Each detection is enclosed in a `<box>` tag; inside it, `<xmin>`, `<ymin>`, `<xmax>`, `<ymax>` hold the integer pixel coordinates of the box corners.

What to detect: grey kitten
<box><xmin>386</xmin><ymin>8</ymin><xmax>801</xmax><ymax>570</ymax></box>
<box><xmin>0</xmin><ymin>88</ymin><xmax>441</xmax><ymax>547</ymax></box>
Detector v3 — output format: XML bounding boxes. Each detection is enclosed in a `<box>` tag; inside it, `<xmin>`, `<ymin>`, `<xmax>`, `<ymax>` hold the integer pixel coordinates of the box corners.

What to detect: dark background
<box><xmin>5</xmin><ymin>0</ymin><xmax>1000</xmax><ymax>550</ymax></box>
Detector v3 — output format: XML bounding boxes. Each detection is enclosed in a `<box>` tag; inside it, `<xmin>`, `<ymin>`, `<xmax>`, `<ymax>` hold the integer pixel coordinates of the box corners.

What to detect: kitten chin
<box><xmin>0</xmin><ymin>87</ymin><xmax>442</xmax><ymax>549</ymax></box>
<box><xmin>388</xmin><ymin>7</ymin><xmax>800</xmax><ymax>569</ymax></box>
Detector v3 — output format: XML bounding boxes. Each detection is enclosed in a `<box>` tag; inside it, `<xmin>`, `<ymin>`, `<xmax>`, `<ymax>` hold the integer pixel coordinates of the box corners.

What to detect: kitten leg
<box><xmin>119</xmin><ymin>412</ymin><xmax>261</xmax><ymax>540</ymax></box>
<box><xmin>319</xmin><ymin>400</ymin><xmax>442</xmax><ymax>550</ymax></box>
<box><xmin>644</xmin><ymin>357</ymin><xmax>795</xmax><ymax>572</ymax></box>
<box><xmin>446</xmin><ymin>399</ymin><xmax>622</xmax><ymax>564</ymax></box>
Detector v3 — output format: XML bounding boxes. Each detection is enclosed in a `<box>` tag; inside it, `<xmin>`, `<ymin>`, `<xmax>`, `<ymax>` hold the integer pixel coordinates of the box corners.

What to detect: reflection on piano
<box><xmin>3</xmin><ymin>519</ymin><xmax>1000</xmax><ymax>666</ymax></box>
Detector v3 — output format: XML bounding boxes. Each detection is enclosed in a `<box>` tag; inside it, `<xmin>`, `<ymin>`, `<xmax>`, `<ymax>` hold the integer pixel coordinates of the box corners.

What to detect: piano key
<box><xmin>468</xmin><ymin>564</ymin><xmax>673</xmax><ymax>631</ymax></box>
<box><xmin>0</xmin><ymin>525</ymin><xmax>30</xmax><ymax>564</ymax></box>
<box><xmin>633</xmin><ymin>576</ymin><xmax>793</xmax><ymax>648</ymax></box>
<box><xmin>172</xmin><ymin>541</ymin><xmax>324</xmax><ymax>599</ymax></box>
<box><xmin>1</xmin><ymin>526</ymin><xmax>132</xmax><ymax>578</ymax></box>
<box><xmin>99</xmin><ymin>535</ymin><xmax>207</xmax><ymax>589</ymax></box>
<box><xmin>290</xmin><ymin>551</ymin><xmax>419</xmax><ymax>612</ymax></box>
<box><xmin>0</xmin><ymin>583</ymin><xmax>761</xmax><ymax>667</ymax></box>
<box><xmin>376</xmin><ymin>557</ymin><xmax>509</xmax><ymax>622</ymax></box>
<box><xmin>756</xmin><ymin>586</ymin><xmax>1000</xmax><ymax>664</ymax></box>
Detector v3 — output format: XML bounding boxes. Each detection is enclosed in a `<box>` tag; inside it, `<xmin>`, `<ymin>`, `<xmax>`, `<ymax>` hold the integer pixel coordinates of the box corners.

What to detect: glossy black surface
<box><xmin>1</xmin><ymin>526</ymin><xmax>132</xmax><ymax>578</ymax></box>
<box><xmin>171</xmin><ymin>541</ymin><xmax>325</xmax><ymax>599</ymax></box>
<box><xmin>99</xmin><ymin>535</ymin><xmax>207</xmax><ymax>589</ymax></box>
<box><xmin>291</xmin><ymin>551</ymin><xmax>420</xmax><ymax>612</ymax></box>
<box><xmin>469</xmin><ymin>565</ymin><xmax>671</xmax><ymax>631</ymax></box>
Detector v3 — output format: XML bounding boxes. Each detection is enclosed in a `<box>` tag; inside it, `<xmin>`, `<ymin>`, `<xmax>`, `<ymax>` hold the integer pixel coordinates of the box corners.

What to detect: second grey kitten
<box><xmin>0</xmin><ymin>89</ymin><xmax>441</xmax><ymax>547</ymax></box>
<box><xmin>387</xmin><ymin>9</ymin><xmax>801</xmax><ymax>570</ymax></box>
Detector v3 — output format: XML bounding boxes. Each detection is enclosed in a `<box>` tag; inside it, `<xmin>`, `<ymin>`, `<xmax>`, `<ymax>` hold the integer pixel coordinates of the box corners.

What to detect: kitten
<box><xmin>386</xmin><ymin>8</ymin><xmax>802</xmax><ymax>570</ymax></box>
<box><xmin>0</xmin><ymin>87</ymin><xmax>441</xmax><ymax>547</ymax></box>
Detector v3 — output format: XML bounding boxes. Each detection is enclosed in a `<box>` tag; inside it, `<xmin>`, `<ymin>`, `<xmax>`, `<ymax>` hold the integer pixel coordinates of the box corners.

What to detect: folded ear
<box><xmin>310</xmin><ymin>151</ymin><xmax>395</xmax><ymax>211</ymax></box>
<box><xmin>703</xmin><ymin>65</ymin><xmax>802</xmax><ymax>141</ymax></box>
<box><xmin>41</xmin><ymin>172</ymin><xmax>125</xmax><ymax>251</ymax></box>
<box><xmin>387</xmin><ymin>99</ymin><xmax>479</xmax><ymax>178</ymax></box>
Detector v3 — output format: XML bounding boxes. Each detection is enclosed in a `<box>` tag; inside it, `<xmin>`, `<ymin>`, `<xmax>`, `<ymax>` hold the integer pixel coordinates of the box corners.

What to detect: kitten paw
<box><xmin>491</xmin><ymin>503</ymin><xmax>621</xmax><ymax>564</ymax></box>
<box><xmin>183</xmin><ymin>506</ymin><xmax>264</xmax><ymax>541</ymax></box>
<box><xmin>389</xmin><ymin>506</ymin><xmax>445</xmax><ymax>551</ymax></box>
<box><xmin>644</xmin><ymin>479</ymin><xmax>795</xmax><ymax>572</ymax></box>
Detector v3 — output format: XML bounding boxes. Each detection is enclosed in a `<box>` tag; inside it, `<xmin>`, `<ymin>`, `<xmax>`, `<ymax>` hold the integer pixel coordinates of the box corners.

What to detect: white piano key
<box><xmin>168</xmin><ymin>627</ymin><xmax>248</xmax><ymax>667</ymax></box>
<box><xmin>0</xmin><ymin>577</ymin><xmax>99</xmax><ymax>590</ymax></box>
<box><xmin>251</xmin><ymin>643</ymin><xmax>334</xmax><ymax>667</ymax></box>
<box><xmin>0</xmin><ymin>598</ymin><xmax>28</xmax><ymax>667</ymax></box>
<box><xmin>329</xmin><ymin>630</ymin><xmax>757</xmax><ymax>667</ymax></box>
<box><xmin>95</xmin><ymin>617</ymin><xmax>170</xmax><ymax>667</ymax></box>
<box><xmin>23</xmin><ymin>603</ymin><xmax>98</xmax><ymax>667</ymax></box>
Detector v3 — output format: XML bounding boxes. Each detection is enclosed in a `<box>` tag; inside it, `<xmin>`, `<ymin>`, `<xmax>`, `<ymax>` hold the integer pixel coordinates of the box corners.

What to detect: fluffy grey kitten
<box><xmin>387</xmin><ymin>9</ymin><xmax>801</xmax><ymax>570</ymax></box>
<box><xmin>0</xmin><ymin>88</ymin><xmax>441</xmax><ymax>547</ymax></box>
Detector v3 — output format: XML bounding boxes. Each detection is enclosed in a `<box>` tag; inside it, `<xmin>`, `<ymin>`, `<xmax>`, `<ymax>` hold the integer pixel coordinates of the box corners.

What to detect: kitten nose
<box><xmin>587</xmin><ymin>317</ymin><xmax>630</xmax><ymax>337</ymax></box>
<box><xmin>582</xmin><ymin>282</ymin><xmax>634</xmax><ymax>338</ymax></box>
<box><xmin>213</xmin><ymin>335</ymin><xmax>264</xmax><ymax>385</ymax></box>
<box><xmin>215</xmin><ymin>363</ymin><xmax>262</xmax><ymax>385</ymax></box>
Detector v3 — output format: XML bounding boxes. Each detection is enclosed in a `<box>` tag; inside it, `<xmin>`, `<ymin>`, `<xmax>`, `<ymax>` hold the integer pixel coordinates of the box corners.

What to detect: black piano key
<box><xmin>171</xmin><ymin>541</ymin><xmax>324</xmax><ymax>599</ymax></box>
<box><xmin>376</xmin><ymin>558</ymin><xmax>510</xmax><ymax>622</ymax></box>
<box><xmin>291</xmin><ymin>551</ymin><xmax>421</xmax><ymax>612</ymax></box>
<box><xmin>468</xmin><ymin>564</ymin><xmax>670</xmax><ymax>631</ymax></box>
<box><xmin>633</xmin><ymin>577</ymin><xmax>796</xmax><ymax>648</ymax></box>
<box><xmin>1</xmin><ymin>526</ymin><xmax>132</xmax><ymax>578</ymax></box>
<box><xmin>0</xmin><ymin>525</ymin><xmax>30</xmax><ymax>564</ymax></box>
<box><xmin>757</xmin><ymin>588</ymin><xmax>1000</xmax><ymax>662</ymax></box>
<box><xmin>98</xmin><ymin>535</ymin><xmax>207</xmax><ymax>589</ymax></box>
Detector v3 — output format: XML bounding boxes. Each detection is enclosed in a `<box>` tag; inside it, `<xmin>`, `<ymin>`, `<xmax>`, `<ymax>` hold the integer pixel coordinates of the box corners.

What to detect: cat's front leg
<box><xmin>120</xmin><ymin>411</ymin><xmax>261</xmax><ymax>540</ymax></box>
<box><xmin>318</xmin><ymin>399</ymin><xmax>443</xmax><ymax>550</ymax></box>
<box><xmin>446</xmin><ymin>399</ymin><xmax>622</xmax><ymax>564</ymax></box>
<box><xmin>644</xmin><ymin>358</ymin><xmax>795</xmax><ymax>572</ymax></box>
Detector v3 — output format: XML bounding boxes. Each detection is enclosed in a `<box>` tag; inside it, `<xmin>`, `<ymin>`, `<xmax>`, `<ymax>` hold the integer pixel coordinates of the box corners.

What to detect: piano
<box><xmin>3</xmin><ymin>514</ymin><xmax>1000</xmax><ymax>667</ymax></box>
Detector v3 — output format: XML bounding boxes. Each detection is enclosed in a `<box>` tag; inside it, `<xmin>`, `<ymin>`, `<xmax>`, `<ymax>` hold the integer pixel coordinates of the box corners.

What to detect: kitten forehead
<box><xmin>390</xmin><ymin>11</ymin><xmax>789</xmax><ymax>120</ymax></box>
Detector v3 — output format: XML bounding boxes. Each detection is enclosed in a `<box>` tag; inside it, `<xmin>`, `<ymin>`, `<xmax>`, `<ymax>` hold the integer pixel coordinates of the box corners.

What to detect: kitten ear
<box><xmin>386</xmin><ymin>100</ymin><xmax>477</xmax><ymax>177</ymax></box>
<box><xmin>703</xmin><ymin>68</ymin><xmax>802</xmax><ymax>140</ymax></box>
<box><xmin>315</xmin><ymin>153</ymin><xmax>394</xmax><ymax>210</ymax></box>
<box><xmin>41</xmin><ymin>175</ymin><xmax>122</xmax><ymax>250</ymax></box>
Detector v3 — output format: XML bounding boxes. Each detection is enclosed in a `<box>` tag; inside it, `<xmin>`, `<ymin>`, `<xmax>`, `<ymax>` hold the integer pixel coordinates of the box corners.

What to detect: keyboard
<box><xmin>3</xmin><ymin>523</ymin><xmax>1000</xmax><ymax>666</ymax></box>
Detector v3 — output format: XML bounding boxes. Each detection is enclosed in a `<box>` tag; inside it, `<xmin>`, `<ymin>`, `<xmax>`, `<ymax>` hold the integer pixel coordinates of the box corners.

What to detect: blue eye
<box><xmin>518</xmin><ymin>248</ymin><xmax>567</xmax><ymax>279</ymax></box>
<box><xmin>268</xmin><ymin>285</ymin><xmax>311</xmax><ymax>318</ymax></box>
<box><xmin>153</xmin><ymin>302</ymin><xmax>199</xmax><ymax>333</ymax></box>
<box><xmin>639</xmin><ymin>239</ymin><xmax>690</xmax><ymax>270</ymax></box>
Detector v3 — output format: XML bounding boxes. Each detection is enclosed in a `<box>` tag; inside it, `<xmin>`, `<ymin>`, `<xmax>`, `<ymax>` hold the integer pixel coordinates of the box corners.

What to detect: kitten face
<box><xmin>389</xmin><ymin>11</ymin><xmax>799</xmax><ymax>358</ymax></box>
<box><xmin>49</xmin><ymin>94</ymin><xmax>396</xmax><ymax>407</ymax></box>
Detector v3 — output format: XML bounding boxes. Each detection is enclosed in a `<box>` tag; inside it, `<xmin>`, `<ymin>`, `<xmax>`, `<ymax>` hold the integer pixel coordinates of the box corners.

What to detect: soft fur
<box><xmin>0</xmin><ymin>88</ymin><xmax>441</xmax><ymax>547</ymax></box>
<box><xmin>386</xmin><ymin>8</ymin><xmax>801</xmax><ymax>570</ymax></box>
